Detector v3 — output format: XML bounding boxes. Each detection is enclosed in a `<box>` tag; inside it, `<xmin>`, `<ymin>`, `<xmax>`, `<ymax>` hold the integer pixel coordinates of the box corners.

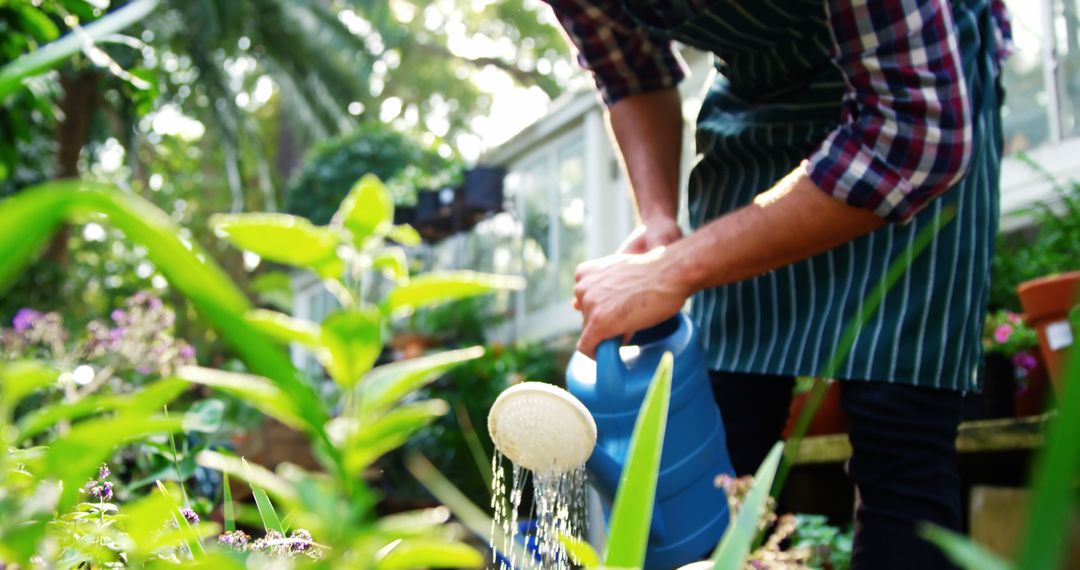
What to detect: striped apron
<box><xmin>624</xmin><ymin>0</ymin><xmax>1002</xmax><ymax>392</ymax></box>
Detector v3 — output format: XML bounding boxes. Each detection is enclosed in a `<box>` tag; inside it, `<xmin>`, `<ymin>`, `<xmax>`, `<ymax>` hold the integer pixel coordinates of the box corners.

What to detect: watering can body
<box><xmin>566</xmin><ymin>312</ymin><xmax>735</xmax><ymax>569</ymax></box>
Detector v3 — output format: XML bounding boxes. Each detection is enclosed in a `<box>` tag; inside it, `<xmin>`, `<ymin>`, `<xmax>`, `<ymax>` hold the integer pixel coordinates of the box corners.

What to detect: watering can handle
<box><xmin>596</xmin><ymin>337</ymin><xmax>629</xmax><ymax>400</ymax></box>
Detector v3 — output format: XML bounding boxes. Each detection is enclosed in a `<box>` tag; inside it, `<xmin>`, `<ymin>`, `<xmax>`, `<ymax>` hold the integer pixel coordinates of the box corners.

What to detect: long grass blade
<box><xmin>919</xmin><ymin>524</ymin><xmax>1012</xmax><ymax>570</ymax></box>
<box><xmin>711</xmin><ymin>442</ymin><xmax>784</xmax><ymax>569</ymax></box>
<box><xmin>603</xmin><ymin>352</ymin><xmax>674</xmax><ymax>568</ymax></box>
<box><xmin>223</xmin><ymin>471</ymin><xmax>235</xmax><ymax>533</ymax></box>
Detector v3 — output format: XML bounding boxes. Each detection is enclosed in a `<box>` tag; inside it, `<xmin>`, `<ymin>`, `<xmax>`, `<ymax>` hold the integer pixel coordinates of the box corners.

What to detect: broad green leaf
<box><xmin>146</xmin><ymin>553</ymin><xmax>247</xmax><ymax>570</ymax></box>
<box><xmin>175</xmin><ymin>366</ymin><xmax>306</xmax><ymax>433</ymax></box>
<box><xmin>321</xmin><ymin>307</ymin><xmax>383</xmax><ymax>388</ymax></box>
<box><xmin>210</xmin><ymin>213</ymin><xmax>342</xmax><ymax>276</ymax></box>
<box><xmin>0</xmin><ymin>182</ymin><xmax>328</xmax><ymax>453</ymax></box>
<box><xmin>249</xmin><ymin>271</ymin><xmax>295</xmax><ymax>312</ymax></box>
<box><xmin>373</xmin><ymin>247</ymin><xmax>409</xmax><ymax>283</ymax></box>
<box><xmin>344</xmin><ymin>400</ymin><xmax>449</xmax><ymax>474</ymax></box>
<box><xmin>359</xmin><ymin>346</ymin><xmax>485</xmax><ymax>418</ymax></box>
<box><xmin>919</xmin><ymin>524</ymin><xmax>1012</xmax><ymax>570</ymax></box>
<box><xmin>333</xmin><ymin>173</ymin><xmax>394</xmax><ymax>247</ymax></box>
<box><xmin>252</xmin><ymin>483</ymin><xmax>284</xmax><ymax>534</ymax></box>
<box><xmin>387</xmin><ymin>224</ymin><xmax>422</xmax><ymax>247</ymax></box>
<box><xmin>376</xmin><ymin>508</ymin><xmax>453</xmax><ymax>538</ymax></box>
<box><xmin>183</xmin><ymin>398</ymin><xmax>225</xmax><ymax>433</ymax></box>
<box><xmin>43</xmin><ymin>413</ymin><xmax>182</xmax><ymax>510</ymax></box>
<box><xmin>245</xmin><ymin>309</ymin><xmax>322</xmax><ymax>348</ymax></box>
<box><xmin>195</xmin><ymin>450</ymin><xmax>298</xmax><ymax>506</ymax></box>
<box><xmin>404</xmin><ymin>453</ymin><xmax>530</xmax><ymax>563</ymax></box>
<box><xmin>223</xmin><ymin>471</ymin><xmax>235</xmax><ymax>533</ymax></box>
<box><xmin>604</xmin><ymin>352</ymin><xmax>673</xmax><ymax>568</ymax></box>
<box><xmin>0</xmin><ymin>0</ymin><xmax>159</xmax><ymax>100</ymax></box>
<box><xmin>123</xmin><ymin>492</ymin><xmax>217</xmax><ymax>560</ymax></box>
<box><xmin>374</xmin><ymin>538</ymin><xmax>483</xmax><ymax>569</ymax></box>
<box><xmin>0</xmin><ymin>360</ymin><xmax>58</xmax><ymax>421</ymax></box>
<box><xmin>711</xmin><ymin>442</ymin><xmax>785</xmax><ymax>569</ymax></box>
<box><xmin>16</xmin><ymin>378</ymin><xmax>187</xmax><ymax>441</ymax></box>
<box><xmin>382</xmin><ymin>271</ymin><xmax>525</xmax><ymax>318</ymax></box>
<box><xmin>560</xmin><ymin>534</ymin><xmax>602</xmax><ymax>567</ymax></box>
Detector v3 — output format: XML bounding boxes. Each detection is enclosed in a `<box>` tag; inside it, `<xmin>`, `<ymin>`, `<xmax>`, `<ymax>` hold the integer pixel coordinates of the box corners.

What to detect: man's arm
<box><xmin>573</xmin><ymin>0</ymin><xmax>973</xmax><ymax>357</ymax></box>
<box><xmin>608</xmin><ymin>88</ymin><xmax>684</xmax><ymax>252</ymax></box>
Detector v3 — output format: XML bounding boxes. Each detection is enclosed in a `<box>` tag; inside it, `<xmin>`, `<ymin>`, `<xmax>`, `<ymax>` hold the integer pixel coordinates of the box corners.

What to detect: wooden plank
<box><xmin>791</xmin><ymin>413</ymin><xmax>1052</xmax><ymax>465</ymax></box>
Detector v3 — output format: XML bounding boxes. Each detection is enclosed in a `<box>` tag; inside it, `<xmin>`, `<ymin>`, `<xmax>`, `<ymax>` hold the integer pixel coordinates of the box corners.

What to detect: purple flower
<box><xmin>290</xmin><ymin>529</ymin><xmax>313</xmax><ymax>552</ymax></box>
<box><xmin>179</xmin><ymin>344</ymin><xmax>196</xmax><ymax>361</ymax></box>
<box><xmin>994</xmin><ymin>324</ymin><xmax>1013</xmax><ymax>344</ymax></box>
<box><xmin>180</xmin><ymin>507</ymin><xmax>200</xmax><ymax>525</ymax></box>
<box><xmin>98</xmin><ymin>464</ymin><xmax>111</xmax><ymax>480</ymax></box>
<box><xmin>12</xmin><ymin>308</ymin><xmax>41</xmax><ymax>333</ymax></box>
<box><xmin>98</xmin><ymin>481</ymin><xmax>113</xmax><ymax>501</ymax></box>
<box><xmin>218</xmin><ymin>530</ymin><xmax>250</xmax><ymax>548</ymax></box>
<box><xmin>110</xmin><ymin>309</ymin><xmax>127</xmax><ymax>325</ymax></box>
<box><xmin>1013</xmin><ymin>351</ymin><xmax>1038</xmax><ymax>372</ymax></box>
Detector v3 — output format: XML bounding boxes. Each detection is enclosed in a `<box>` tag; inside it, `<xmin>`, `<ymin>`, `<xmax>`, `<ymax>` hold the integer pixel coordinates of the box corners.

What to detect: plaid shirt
<box><xmin>543</xmin><ymin>0</ymin><xmax>1011</xmax><ymax>223</ymax></box>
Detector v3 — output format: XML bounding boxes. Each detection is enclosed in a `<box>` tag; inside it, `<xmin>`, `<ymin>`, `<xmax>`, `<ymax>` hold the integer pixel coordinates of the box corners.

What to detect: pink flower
<box><xmin>1007</xmin><ymin>312</ymin><xmax>1023</xmax><ymax>325</ymax></box>
<box><xmin>994</xmin><ymin>324</ymin><xmax>1013</xmax><ymax>344</ymax></box>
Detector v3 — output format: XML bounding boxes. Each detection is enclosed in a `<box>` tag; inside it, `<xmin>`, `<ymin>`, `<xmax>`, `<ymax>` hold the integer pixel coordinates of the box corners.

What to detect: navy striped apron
<box><xmin>625</xmin><ymin>0</ymin><xmax>1002</xmax><ymax>392</ymax></box>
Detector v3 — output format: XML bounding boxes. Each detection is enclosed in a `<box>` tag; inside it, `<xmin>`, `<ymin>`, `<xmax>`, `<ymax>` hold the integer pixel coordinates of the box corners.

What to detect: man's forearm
<box><xmin>666</xmin><ymin>165</ymin><xmax>885</xmax><ymax>293</ymax></box>
<box><xmin>608</xmin><ymin>89</ymin><xmax>683</xmax><ymax>224</ymax></box>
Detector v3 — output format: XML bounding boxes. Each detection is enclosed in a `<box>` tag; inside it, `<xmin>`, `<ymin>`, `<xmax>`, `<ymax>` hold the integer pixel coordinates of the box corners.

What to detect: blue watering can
<box><xmin>566</xmin><ymin>312</ymin><xmax>735</xmax><ymax>569</ymax></box>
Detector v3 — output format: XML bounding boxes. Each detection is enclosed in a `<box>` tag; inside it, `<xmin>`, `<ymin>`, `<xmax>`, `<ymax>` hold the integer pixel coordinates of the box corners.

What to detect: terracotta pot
<box><xmin>1017</xmin><ymin>271</ymin><xmax>1080</xmax><ymax>394</ymax></box>
<box><xmin>783</xmin><ymin>381</ymin><xmax>848</xmax><ymax>438</ymax></box>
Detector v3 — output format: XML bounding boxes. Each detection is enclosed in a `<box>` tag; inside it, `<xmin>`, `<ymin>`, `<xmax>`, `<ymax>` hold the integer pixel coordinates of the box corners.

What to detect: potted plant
<box><xmin>982</xmin><ymin>310</ymin><xmax>1049</xmax><ymax>416</ymax></box>
<box><xmin>783</xmin><ymin>377</ymin><xmax>848</xmax><ymax>438</ymax></box>
<box><xmin>1017</xmin><ymin>272</ymin><xmax>1078</xmax><ymax>393</ymax></box>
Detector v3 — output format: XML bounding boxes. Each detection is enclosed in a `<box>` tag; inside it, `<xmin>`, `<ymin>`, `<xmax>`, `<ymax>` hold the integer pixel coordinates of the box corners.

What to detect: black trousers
<box><xmin>710</xmin><ymin>371</ymin><xmax>963</xmax><ymax>570</ymax></box>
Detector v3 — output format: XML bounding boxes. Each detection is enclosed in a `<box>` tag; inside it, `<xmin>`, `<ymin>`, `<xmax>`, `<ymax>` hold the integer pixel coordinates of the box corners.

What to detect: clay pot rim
<box><xmin>1017</xmin><ymin>270</ymin><xmax>1080</xmax><ymax>293</ymax></box>
<box><xmin>1017</xmin><ymin>270</ymin><xmax>1080</xmax><ymax>324</ymax></box>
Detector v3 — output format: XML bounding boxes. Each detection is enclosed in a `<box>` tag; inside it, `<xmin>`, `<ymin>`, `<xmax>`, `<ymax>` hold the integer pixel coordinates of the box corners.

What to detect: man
<box><xmin>545</xmin><ymin>0</ymin><xmax>1010</xmax><ymax>568</ymax></box>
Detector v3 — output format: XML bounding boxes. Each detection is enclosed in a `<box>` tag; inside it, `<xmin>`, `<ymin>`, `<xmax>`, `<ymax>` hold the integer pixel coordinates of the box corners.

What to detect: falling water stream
<box><xmin>490</xmin><ymin>450</ymin><xmax>588</xmax><ymax>570</ymax></box>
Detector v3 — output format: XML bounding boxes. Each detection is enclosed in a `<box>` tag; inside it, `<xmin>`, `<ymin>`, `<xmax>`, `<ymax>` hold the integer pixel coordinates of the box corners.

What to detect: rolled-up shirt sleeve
<box><xmin>544</xmin><ymin>0</ymin><xmax>686</xmax><ymax>106</ymax></box>
<box><xmin>805</xmin><ymin>0</ymin><xmax>973</xmax><ymax>223</ymax></box>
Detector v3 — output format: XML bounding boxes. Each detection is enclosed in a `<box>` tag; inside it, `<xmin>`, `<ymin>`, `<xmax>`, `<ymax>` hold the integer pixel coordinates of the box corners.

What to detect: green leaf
<box><xmin>223</xmin><ymin>471</ymin><xmax>235</xmax><ymax>533</ymax></box>
<box><xmin>560</xmin><ymin>534</ymin><xmax>602</xmax><ymax>567</ymax></box>
<box><xmin>387</xmin><ymin>224</ymin><xmax>422</xmax><ymax>247</ymax></box>
<box><xmin>16</xmin><ymin>379</ymin><xmax>187</xmax><ymax>441</ymax></box>
<box><xmin>374</xmin><ymin>538</ymin><xmax>483</xmax><ymax>569</ymax></box>
<box><xmin>373</xmin><ymin>247</ymin><xmax>409</xmax><ymax>283</ymax></box>
<box><xmin>711</xmin><ymin>442</ymin><xmax>785</xmax><ymax>568</ymax></box>
<box><xmin>919</xmin><ymin>524</ymin><xmax>1012</xmax><ymax>570</ymax></box>
<box><xmin>603</xmin><ymin>352</ymin><xmax>673</xmax><ymax>568</ymax></box>
<box><xmin>183</xmin><ymin>398</ymin><xmax>225</xmax><ymax>433</ymax></box>
<box><xmin>375</xmin><ymin>508</ymin><xmax>453</xmax><ymax>538</ymax></box>
<box><xmin>15</xmin><ymin>5</ymin><xmax>60</xmax><ymax>43</ymax></box>
<box><xmin>0</xmin><ymin>182</ymin><xmax>329</xmax><ymax>458</ymax></box>
<box><xmin>333</xmin><ymin>173</ymin><xmax>394</xmax><ymax>247</ymax></box>
<box><xmin>359</xmin><ymin>346</ymin><xmax>485</xmax><ymax>418</ymax></box>
<box><xmin>0</xmin><ymin>360</ymin><xmax>57</xmax><ymax>421</ymax></box>
<box><xmin>175</xmin><ymin>366</ymin><xmax>306</xmax><ymax>433</ymax></box>
<box><xmin>210</xmin><ymin>213</ymin><xmax>343</xmax><ymax>277</ymax></box>
<box><xmin>245</xmin><ymin>309</ymin><xmax>322</xmax><ymax>348</ymax></box>
<box><xmin>0</xmin><ymin>0</ymin><xmax>159</xmax><ymax>100</ymax></box>
<box><xmin>195</xmin><ymin>450</ymin><xmax>297</xmax><ymax>507</ymax></box>
<box><xmin>343</xmin><ymin>400</ymin><xmax>449</xmax><ymax>474</ymax></box>
<box><xmin>382</xmin><ymin>271</ymin><xmax>525</xmax><ymax>318</ymax></box>
<box><xmin>252</xmin><ymin>483</ymin><xmax>284</xmax><ymax>534</ymax></box>
<box><xmin>321</xmin><ymin>307</ymin><xmax>383</xmax><ymax>388</ymax></box>
<box><xmin>249</xmin><ymin>271</ymin><xmax>295</xmax><ymax>312</ymax></box>
<box><xmin>154</xmin><ymin>481</ymin><xmax>206</xmax><ymax>558</ymax></box>
<box><xmin>43</xmin><ymin>412</ymin><xmax>183</xmax><ymax>511</ymax></box>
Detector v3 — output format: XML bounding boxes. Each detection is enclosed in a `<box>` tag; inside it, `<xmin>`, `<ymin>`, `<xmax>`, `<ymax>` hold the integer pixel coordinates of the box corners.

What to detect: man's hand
<box><xmin>618</xmin><ymin>219</ymin><xmax>683</xmax><ymax>254</ymax></box>
<box><xmin>573</xmin><ymin>246</ymin><xmax>691</xmax><ymax>358</ymax></box>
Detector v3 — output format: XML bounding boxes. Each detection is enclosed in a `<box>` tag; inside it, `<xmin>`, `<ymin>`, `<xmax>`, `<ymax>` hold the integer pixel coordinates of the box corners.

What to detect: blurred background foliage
<box><xmin>0</xmin><ymin>0</ymin><xmax>574</xmax><ymax>350</ymax></box>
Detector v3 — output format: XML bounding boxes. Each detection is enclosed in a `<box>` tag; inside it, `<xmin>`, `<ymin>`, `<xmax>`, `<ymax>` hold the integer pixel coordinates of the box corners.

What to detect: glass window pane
<box><xmin>1058</xmin><ymin>0</ymin><xmax>1080</xmax><ymax>136</ymax></box>
<box><xmin>1001</xmin><ymin>0</ymin><xmax>1052</xmax><ymax>153</ymax></box>
<box><xmin>556</xmin><ymin>140</ymin><xmax>587</xmax><ymax>297</ymax></box>
<box><xmin>519</xmin><ymin>159</ymin><xmax>555</xmax><ymax>312</ymax></box>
